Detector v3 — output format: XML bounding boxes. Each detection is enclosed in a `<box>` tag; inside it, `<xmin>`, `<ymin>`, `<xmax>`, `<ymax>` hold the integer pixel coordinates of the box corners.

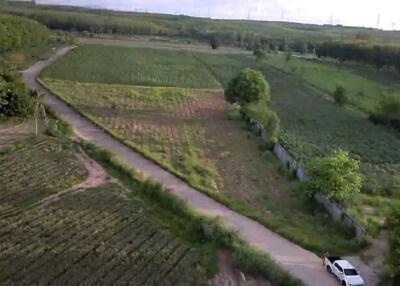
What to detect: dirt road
<box><xmin>22</xmin><ymin>47</ymin><xmax>368</xmax><ymax>286</ymax></box>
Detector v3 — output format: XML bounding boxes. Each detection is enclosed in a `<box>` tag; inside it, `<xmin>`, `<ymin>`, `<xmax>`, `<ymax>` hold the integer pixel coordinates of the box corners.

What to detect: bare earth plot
<box><xmin>0</xmin><ymin>119</ymin><xmax>38</xmax><ymax>149</ymax></box>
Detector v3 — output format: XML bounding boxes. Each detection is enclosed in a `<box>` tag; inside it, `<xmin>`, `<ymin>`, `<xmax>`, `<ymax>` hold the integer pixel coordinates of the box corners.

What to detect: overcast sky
<box><xmin>36</xmin><ymin>0</ymin><xmax>400</xmax><ymax>30</ymax></box>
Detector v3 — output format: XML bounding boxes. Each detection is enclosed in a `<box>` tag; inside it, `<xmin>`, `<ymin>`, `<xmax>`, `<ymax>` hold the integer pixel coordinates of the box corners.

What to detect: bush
<box><xmin>0</xmin><ymin>70</ymin><xmax>33</xmax><ymax>117</ymax></box>
<box><xmin>305</xmin><ymin>149</ymin><xmax>362</xmax><ymax>202</ymax></box>
<box><xmin>385</xmin><ymin>206</ymin><xmax>400</xmax><ymax>284</ymax></box>
<box><xmin>254</xmin><ymin>47</ymin><xmax>267</xmax><ymax>62</ymax></box>
<box><xmin>242</xmin><ymin>102</ymin><xmax>279</xmax><ymax>145</ymax></box>
<box><xmin>370</xmin><ymin>95</ymin><xmax>400</xmax><ymax>131</ymax></box>
<box><xmin>209</xmin><ymin>35</ymin><xmax>220</xmax><ymax>50</ymax></box>
<box><xmin>333</xmin><ymin>85</ymin><xmax>348</xmax><ymax>107</ymax></box>
<box><xmin>225</xmin><ymin>68</ymin><xmax>270</xmax><ymax>105</ymax></box>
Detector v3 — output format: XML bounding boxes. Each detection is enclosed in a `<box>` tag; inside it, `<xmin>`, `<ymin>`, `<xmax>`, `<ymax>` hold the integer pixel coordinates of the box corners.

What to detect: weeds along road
<box><xmin>22</xmin><ymin>47</ymin><xmax>341</xmax><ymax>286</ymax></box>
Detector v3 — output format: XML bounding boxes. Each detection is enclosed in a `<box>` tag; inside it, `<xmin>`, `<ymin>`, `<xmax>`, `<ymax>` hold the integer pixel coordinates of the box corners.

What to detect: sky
<box><xmin>36</xmin><ymin>0</ymin><xmax>400</xmax><ymax>30</ymax></box>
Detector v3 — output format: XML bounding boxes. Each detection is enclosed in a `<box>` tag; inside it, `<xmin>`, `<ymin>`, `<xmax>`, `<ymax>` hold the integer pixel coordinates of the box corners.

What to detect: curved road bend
<box><xmin>22</xmin><ymin>47</ymin><xmax>368</xmax><ymax>286</ymax></box>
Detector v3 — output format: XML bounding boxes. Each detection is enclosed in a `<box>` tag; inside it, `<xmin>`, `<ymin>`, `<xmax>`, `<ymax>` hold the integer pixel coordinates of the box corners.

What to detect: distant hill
<box><xmin>2</xmin><ymin>1</ymin><xmax>400</xmax><ymax>49</ymax></box>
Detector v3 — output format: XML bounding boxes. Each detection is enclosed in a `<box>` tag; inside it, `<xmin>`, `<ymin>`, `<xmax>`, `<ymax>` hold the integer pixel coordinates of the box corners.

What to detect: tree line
<box><xmin>316</xmin><ymin>41</ymin><xmax>400</xmax><ymax>72</ymax></box>
<box><xmin>0</xmin><ymin>13</ymin><xmax>49</xmax><ymax>53</ymax></box>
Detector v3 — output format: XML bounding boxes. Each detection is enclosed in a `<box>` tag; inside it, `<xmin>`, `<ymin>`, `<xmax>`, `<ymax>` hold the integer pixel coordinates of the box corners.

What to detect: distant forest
<box><xmin>2</xmin><ymin>1</ymin><xmax>400</xmax><ymax>52</ymax></box>
<box><xmin>0</xmin><ymin>13</ymin><xmax>49</xmax><ymax>53</ymax></box>
<box><xmin>317</xmin><ymin>41</ymin><xmax>400</xmax><ymax>72</ymax></box>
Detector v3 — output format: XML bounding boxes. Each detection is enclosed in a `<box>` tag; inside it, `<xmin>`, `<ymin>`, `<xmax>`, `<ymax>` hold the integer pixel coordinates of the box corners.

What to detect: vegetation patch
<box><xmin>265</xmin><ymin>54</ymin><xmax>400</xmax><ymax>113</ymax></box>
<box><xmin>41</xmin><ymin>45</ymin><xmax>220</xmax><ymax>88</ymax></box>
<box><xmin>0</xmin><ymin>136</ymin><xmax>87</xmax><ymax>215</ymax></box>
<box><xmin>0</xmin><ymin>183</ymin><xmax>208</xmax><ymax>285</ymax></box>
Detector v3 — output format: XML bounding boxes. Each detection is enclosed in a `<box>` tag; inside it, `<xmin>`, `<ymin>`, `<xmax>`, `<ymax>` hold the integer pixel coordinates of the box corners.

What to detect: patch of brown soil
<box><xmin>209</xmin><ymin>250</ymin><xmax>271</xmax><ymax>286</ymax></box>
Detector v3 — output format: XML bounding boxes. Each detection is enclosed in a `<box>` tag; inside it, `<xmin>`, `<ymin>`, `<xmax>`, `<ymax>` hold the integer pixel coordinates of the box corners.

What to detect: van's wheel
<box><xmin>341</xmin><ymin>281</ymin><xmax>346</xmax><ymax>286</ymax></box>
<box><xmin>327</xmin><ymin>266</ymin><xmax>332</xmax><ymax>274</ymax></box>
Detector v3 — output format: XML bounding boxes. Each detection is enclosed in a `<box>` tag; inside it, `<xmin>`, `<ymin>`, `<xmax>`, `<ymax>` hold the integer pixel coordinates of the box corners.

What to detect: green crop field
<box><xmin>0</xmin><ymin>136</ymin><xmax>87</xmax><ymax>215</ymax></box>
<box><xmin>263</xmin><ymin>67</ymin><xmax>400</xmax><ymax>231</ymax></box>
<box><xmin>41</xmin><ymin>77</ymin><xmax>359</xmax><ymax>255</ymax></box>
<box><xmin>266</xmin><ymin>54</ymin><xmax>400</xmax><ymax>113</ymax></box>
<box><xmin>0</xmin><ymin>184</ymin><xmax>206</xmax><ymax>285</ymax></box>
<box><xmin>41</xmin><ymin>45</ymin><xmax>220</xmax><ymax>88</ymax></box>
<box><xmin>194</xmin><ymin>53</ymin><xmax>255</xmax><ymax>88</ymax></box>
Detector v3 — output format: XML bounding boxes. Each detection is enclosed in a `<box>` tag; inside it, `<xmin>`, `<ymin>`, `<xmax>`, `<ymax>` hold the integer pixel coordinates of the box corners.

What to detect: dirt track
<box><xmin>22</xmin><ymin>47</ymin><xmax>376</xmax><ymax>286</ymax></box>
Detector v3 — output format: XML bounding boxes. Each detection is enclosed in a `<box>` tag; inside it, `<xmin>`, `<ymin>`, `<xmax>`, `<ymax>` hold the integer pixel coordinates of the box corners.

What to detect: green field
<box><xmin>0</xmin><ymin>136</ymin><xmax>87</xmax><ymax>215</ymax></box>
<box><xmin>266</xmin><ymin>54</ymin><xmax>400</xmax><ymax>113</ymax></box>
<box><xmin>0</xmin><ymin>184</ymin><xmax>207</xmax><ymax>285</ymax></box>
<box><xmin>41</xmin><ymin>45</ymin><xmax>220</xmax><ymax>88</ymax></box>
<box><xmin>41</xmin><ymin>77</ymin><xmax>359</xmax><ymax>255</ymax></box>
<box><xmin>0</xmin><ymin>133</ymin><xmax>216</xmax><ymax>284</ymax></box>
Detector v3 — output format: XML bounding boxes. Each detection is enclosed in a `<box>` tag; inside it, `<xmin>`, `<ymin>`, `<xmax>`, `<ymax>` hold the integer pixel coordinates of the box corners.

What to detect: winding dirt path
<box><xmin>22</xmin><ymin>47</ymin><xmax>372</xmax><ymax>286</ymax></box>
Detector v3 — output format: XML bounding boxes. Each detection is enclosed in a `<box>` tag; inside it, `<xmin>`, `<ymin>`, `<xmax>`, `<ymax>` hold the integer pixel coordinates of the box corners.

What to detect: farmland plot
<box><xmin>0</xmin><ymin>136</ymin><xmax>87</xmax><ymax>215</ymax></box>
<box><xmin>266</xmin><ymin>54</ymin><xmax>400</xmax><ymax>113</ymax></box>
<box><xmin>42</xmin><ymin>78</ymin><xmax>359</xmax><ymax>254</ymax></box>
<box><xmin>41</xmin><ymin>45</ymin><xmax>220</xmax><ymax>88</ymax></box>
<box><xmin>0</xmin><ymin>184</ymin><xmax>206</xmax><ymax>285</ymax></box>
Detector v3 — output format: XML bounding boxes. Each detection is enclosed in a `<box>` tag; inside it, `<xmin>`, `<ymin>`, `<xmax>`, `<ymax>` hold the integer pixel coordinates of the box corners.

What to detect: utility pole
<box><xmin>330</xmin><ymin>15</ymin><xmax>333</xmax><ymax>25</ymax></box>
<box><xmin>247</xmin><ymin>9</ymin><xmax>251</xmax><ymax>20</ymax></box>
<box><xmin>376</xmin><ymin>14</ymin><xmax>381</xmax><ymax>28</ymax></box>
<box><xmin>281</xmin><ymin>9</ymin><xmax>285</xmax><ymax>21</ymax></box>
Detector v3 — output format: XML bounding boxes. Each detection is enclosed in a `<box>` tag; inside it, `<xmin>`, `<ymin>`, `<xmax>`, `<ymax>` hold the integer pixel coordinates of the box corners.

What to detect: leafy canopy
<box><xmin>0</xmin><ymin>70</ymin><xmax>34</xmax><ymax>117</ymax></box>
<box><xmin>306</xmin><ymin>149</ymin><xmax>362</xmax><ymax>202</ymax></box>
<box><xmin>225</xmin><ymin>68</ymin><xmax>270</xmax><ymax>105</ymax></box>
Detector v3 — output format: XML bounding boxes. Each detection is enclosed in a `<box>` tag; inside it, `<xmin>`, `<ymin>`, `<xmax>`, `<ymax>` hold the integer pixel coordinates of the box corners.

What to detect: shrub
<box><xmin>242</xmin><ymin>102</ymin><xmax>279</xmax><ymax>145</ymax></box>
<box><xmin>209</xmin><ymin>35</ymin><xmax>220</xmax><ymax>50</ymax></box>
<box><xmin>370</xmin><ymin>95</ymin><xmax>400</xmax><ymax>131</ymax></box>
<box><xmin>0</xmin><ymin>70</ymin><xmax>33</xmax><ymax>117</ymax></box>
<box><xmin>385</xmin><ymin>206</ymin><xmax>400</xmax><ymax>284</ymax></box>
<box><xmin>305</xmin><ymin>149</ymin><xmax>362</xmax><ymax>202</ymax></box>
<box><xmin>225</xmin><ymin>68</ymin><xmax>270</xmax><ymax>105</ymax></box>
<box><xmin>333</xmin><ymin>85</ymin><xmax>348</xmax><ymax>107</ymax></box>
<box><xmin>254</xmin><ymin>47</ymin><xmax>267</xmax><ymax>62</ymax></box>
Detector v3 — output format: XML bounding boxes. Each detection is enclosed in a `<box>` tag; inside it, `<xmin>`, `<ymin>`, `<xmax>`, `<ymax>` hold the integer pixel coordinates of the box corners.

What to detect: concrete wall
<box><xmin>245</xmin><ymin>115</ymin><xmax>366</xmax><ymax>242</ymax></box>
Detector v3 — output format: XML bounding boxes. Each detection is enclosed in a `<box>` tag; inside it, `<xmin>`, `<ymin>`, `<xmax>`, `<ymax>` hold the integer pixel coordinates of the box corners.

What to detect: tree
<box><xmin>209</xmin><ymin>35</ymin><xmax>220</xmax><ymax>50</ymax></box>
<box><xmin>333</xmin><ymin>85</ymin><xmax>348</xmax><ymax>107</ymax></box>
<box><xmin>285</xmin><ymin>52</ymin><xmax>292</xmax><ymax>62</ymax></box>
<box><xmin>225</xmin><ymin>69</ymin><xmax>270</xmax><ymax>105</ymax></box>
<box><xmin>254</xmin><ymin>47</ymin><xmax>267</xmax><ymax>63</ymax></box>
<box><xmin>386</xmin><ymin>206</ymin><xmax>400</xmax><ymax>284</ymax></box>
<box><xmin>306</xmin><ymin>149</ymin><xmax>362</xmax><ymax>202</ymax></box>
<box><xmin>0</xmin><ymin>70</ymin><xmax>33</xmax><ymax>117</ymax></box>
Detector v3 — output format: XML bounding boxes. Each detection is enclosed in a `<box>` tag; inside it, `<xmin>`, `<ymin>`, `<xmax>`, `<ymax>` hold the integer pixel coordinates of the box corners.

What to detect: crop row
<box><xmin>0</xmin><ymin>136</ymin><xmax>87</xmax><ymax>213</ymax></box>
<box><xmin>0</xmin><ymin>185</ymin><xmax>204</xmax><ymax>285</ymax></box>
<box><xmin>42</xmin><ymin>45</ymin><xmax>220</xmax><ymax>88</ymax></box>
